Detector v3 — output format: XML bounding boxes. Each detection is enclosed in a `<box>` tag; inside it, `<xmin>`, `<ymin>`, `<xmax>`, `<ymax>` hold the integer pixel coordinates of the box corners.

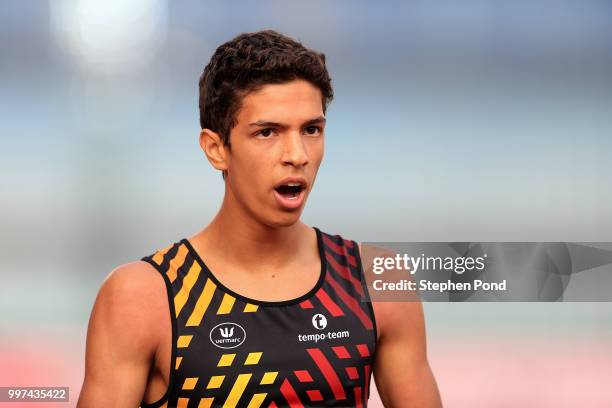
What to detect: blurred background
<box><xmin>1</xmin><ymin>0</ymin><xmax>611</xmax><ymax>406</ymax></box>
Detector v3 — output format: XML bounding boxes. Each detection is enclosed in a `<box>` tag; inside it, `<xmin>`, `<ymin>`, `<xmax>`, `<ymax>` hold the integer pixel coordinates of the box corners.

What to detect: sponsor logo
<box><xmin>209</xmin><ymin>322</ymin><xmax>246</xmax><ymax>349</ymax></box>
<box><xmin>298</xmin><ymin>330</ymin><xmax>350</xmax><ymax>343</ymax></box>
<box><xmin>219</xmin><ymin>327</ymin><xmax>234</xmax><ymax>338</ymax></box>
<box><xmin>312</xmin><ymin>313</ymin><xmax>327</xmax><ymax>330</ymax></box>
<box><xmin>298</xmin><ymin>313</ymin><xmax>350</xmax><ymax>343</ymax></box>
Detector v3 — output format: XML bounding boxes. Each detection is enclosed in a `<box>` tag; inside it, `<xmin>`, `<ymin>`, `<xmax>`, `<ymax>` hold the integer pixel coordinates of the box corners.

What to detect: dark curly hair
<box><xmin>198</xmin><ymin>29</ymin><xmax>334</xmax><ymax>148</ymax></box>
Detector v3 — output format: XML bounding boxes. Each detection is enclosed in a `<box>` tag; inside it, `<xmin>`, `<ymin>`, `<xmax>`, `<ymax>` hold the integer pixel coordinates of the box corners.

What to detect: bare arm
<box><xmin>371</xmin><ymin>299</ymin><xmax>442</xmax><ymax>407</ymax></box>
<box><xmin>77</xmin><ymin>262</ymin><xmax>164</xmax><ymax>408</ymax></box>
<box><xmin>357</xmin><ymin>242</ymin><xmax>442</xmax><ymax>407</ymax></box>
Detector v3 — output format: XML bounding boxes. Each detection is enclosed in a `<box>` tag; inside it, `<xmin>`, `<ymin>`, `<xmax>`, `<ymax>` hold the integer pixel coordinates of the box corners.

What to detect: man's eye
<box><xmin>305</xmin><ymin>126</ymin><xmax>322</xmax><ymax>135</ymax></box>
<box><xmin>257</xmin><ymin>128</ymin><xmax>274</xmax><ymax>138</ymax></box>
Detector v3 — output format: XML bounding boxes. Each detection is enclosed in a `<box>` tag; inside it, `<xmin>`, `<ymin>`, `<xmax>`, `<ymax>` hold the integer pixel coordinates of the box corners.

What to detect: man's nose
<box><xmin>282</xmin><ymin>131</ymin><xmax>309</xmax><ymax>167</ymax></box>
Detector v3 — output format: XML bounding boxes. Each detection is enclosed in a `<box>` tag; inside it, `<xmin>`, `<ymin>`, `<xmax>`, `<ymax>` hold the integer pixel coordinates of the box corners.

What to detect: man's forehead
<box><xmin>248</xmin><ymin>79</ymin><xmax>321</xmax><ymax>97</ymax></box>
<box><xmin>238</xmin><ymin>82</ymin><xmax>324</xmax><ymax>124</ymax></box>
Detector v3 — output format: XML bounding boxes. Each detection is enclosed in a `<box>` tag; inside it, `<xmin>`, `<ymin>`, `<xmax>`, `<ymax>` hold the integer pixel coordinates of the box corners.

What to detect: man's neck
<box><xmin>189</xmin><ymin>193</ymin><xmax>314</xmax><ymax>272</ymax></box>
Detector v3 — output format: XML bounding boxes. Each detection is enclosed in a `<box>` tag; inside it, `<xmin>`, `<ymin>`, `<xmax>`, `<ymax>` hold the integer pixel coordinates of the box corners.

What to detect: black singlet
<box><xmin>139</xmin><ymin>227</ymin><xmax>378</xmax><ymax>408</ymax></box>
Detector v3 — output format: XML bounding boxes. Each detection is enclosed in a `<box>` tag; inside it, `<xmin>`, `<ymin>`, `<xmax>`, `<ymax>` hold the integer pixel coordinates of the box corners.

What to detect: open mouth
<box><xmin>274</xmin><ymin>182</ymin><xmax>304</xmax><ymax>199</ymax></box>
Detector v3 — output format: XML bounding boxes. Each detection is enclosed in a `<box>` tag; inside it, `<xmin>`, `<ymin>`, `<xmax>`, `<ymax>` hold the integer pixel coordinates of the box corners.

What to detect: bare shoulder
<box><xmin>100</xmin><ymin>260</ymin><xmax>167</xmax><ymax>303</ymax></box>
<box><xmin>91</xmin><ymin>260</ymin><xmax>169</xmax><ymax>352</ymax></box>
<box><xmin>356</xmin><ymin>242</ymin><xmax>425</xmax><ymax>341</ymax></box>
<box><xmin>370</xmin><ymin>300</ymin><xmax>425</xmax><ymax>340</ymax></box>
<box><xmin>78</xmin><ymin>260</ymin><xmax>171</xmax><ymax>407</ymax></box>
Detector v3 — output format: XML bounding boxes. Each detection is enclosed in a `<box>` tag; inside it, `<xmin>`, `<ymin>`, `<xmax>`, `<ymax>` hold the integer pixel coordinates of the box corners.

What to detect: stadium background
<box><xmin>1</xmin><ymin>1</ymin><xmax>611</xmax><ymax>406</ymax></box>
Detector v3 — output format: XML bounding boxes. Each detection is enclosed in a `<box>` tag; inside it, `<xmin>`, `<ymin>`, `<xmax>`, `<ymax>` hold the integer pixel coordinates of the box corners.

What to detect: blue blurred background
<box><xmin>1</xmin><ymin>1</ymin><xmax>611</xmax><ymax>406</ymax></box>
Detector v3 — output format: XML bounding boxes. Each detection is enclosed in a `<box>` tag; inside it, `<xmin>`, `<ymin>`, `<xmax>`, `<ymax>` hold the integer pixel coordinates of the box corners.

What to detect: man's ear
<box><xmin>199</xmin><ymin>128</ymin><xmax>229</xmax><ymax>172</ymax></box>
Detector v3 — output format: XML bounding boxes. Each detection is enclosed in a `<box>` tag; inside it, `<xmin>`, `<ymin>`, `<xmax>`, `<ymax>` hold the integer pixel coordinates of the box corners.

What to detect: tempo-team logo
<box><xmin>312</xmin><ymin>313</ymin><xmax>327</xmax><ymax>330</ymax></box>
<box><xmin>299</xmin><ymin>313</ymin><xmax>350</xmax><ymax>343</ymax></box>
<box><xmin>209</xmin><ymin>322</ymin><xmax>246</xmax><ymax>349</ymax></box>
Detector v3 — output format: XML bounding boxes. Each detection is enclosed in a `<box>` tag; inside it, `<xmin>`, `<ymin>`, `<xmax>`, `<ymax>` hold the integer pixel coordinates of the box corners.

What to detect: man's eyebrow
<box><xmin>248</xmin><ymin>116</ymin><xmax>326</xmax><ymax>128</ymax></box>
<box><xmin>248</xmin><ymin>120</ymin><xmax>283</xmax><ymax>128</ymax></box>
<box><xmin>303</xmin><ymin>116</ymin><xmax>326</xmax><ymax>126</ymax></box>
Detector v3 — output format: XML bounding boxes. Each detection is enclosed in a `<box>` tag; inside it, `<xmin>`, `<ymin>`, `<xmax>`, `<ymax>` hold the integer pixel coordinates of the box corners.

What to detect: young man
<box><xmin>78</xmin><ymin>30</ymin><xmax>442</xmax><ymax>408</ymax></box>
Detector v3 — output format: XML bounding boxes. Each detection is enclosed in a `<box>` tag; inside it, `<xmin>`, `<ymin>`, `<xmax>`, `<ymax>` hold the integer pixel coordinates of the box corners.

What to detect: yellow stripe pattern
<box><xmin>198</xmin><ymin>398</ymin><xmax>214</xmax><ymax>408</ymax></box>
<box><xmin>244</xmin><ymin>352</ymin><xmax>262</xmax><ymax>365</ymax></box>
<box><xmin>206</xmin><ymin>375</ymin><xmax>225</xmax><ymax>389</ymax></box>
<box><xmin>182</xmin><ymin>377</ymin><xmax>198</xmax><ymax>390</ymax></box>
<box><xmin>260</xmin><ymin>371</ymin><xmax>277</xmax><ymax>385</ymax></box>
<box><xmin>177</xmin><ymin>335</ymin><xmax>193</xmax><ymax>348</ymax></box>
<box><xmin>217</xmin><ymin>293</ymin><xmax>236</xmax><ymax>314</ymax></box>
<box><xmin>217</xmin><ymin>353</ymin><xmax>236</xmax><ymax>367</ymax></box>
<box><xmin>167</xmin><ymin>244</ymin><xmax>188</xmax><ymax>283</ymax></box>
<box><xmin>186</xmin><ymin>278</ymin><xmax>216</xmax><ymax>326</ymax></box>
<box><xmin>175</xmin><ymin>261</ymin><xmax>202</xmax><ymax>316</ymax></box>
<box><xmin>246</xmin><ymin>393</ymin><xmax>267</xmax><ymax>408</ymax></box>
<box><xmin>147</xmin><ymin>242</ymin><xmax>278</xmax><ymax>407</ymax></box>
<box><xmin>152</xmin><ymin>244</ymin><xmax>173</xmax><ymax>265</ymax></box>
<box><xmin>243</xmin><ymin>303</ymin><xmax>259</xmax><ymax>312</ymax></box>
<box><xmin>223</xmin><ymin>373</ymin><xmax>252</xmax><ymax>408</ymax></box>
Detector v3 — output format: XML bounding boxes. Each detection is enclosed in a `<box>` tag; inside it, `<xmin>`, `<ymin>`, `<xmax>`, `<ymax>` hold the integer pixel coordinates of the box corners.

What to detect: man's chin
<box><xmin>263</xmin><ymin>209</ymin><xmax>305</xmax><ymax>229</ymax></box>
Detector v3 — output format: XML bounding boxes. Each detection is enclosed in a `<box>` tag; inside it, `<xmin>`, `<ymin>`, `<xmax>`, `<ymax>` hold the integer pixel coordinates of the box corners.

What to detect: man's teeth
<box><xmin>275</xmin><ymin>182</ymin><xmax>305</xmax><ymax>202</ymax></box>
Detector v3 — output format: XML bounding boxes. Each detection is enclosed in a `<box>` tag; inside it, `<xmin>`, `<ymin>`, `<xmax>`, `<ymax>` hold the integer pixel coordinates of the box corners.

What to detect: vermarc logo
<box><xmin>219</xmin><ymin>327</ymin><xmax>234</xmax><ymax>338</ymax></box>
<box><xmin>210</xmin><ymin>322</ymin><xmax>246</xmax><ymax>349</ymax></box>
<box><xmin>312</xmin><ymin>313</ymin><xmax>327</xmax><ymax>330</ymax></box>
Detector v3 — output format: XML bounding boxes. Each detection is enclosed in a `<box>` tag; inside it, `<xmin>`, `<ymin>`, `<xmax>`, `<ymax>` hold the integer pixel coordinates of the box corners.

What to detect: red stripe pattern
<box><xmin>323</xmin><ymin>235</ymin><xmax>357</xmax><ymax>267</ymax></box>
<box><xmin>346</xmin><ymin>366</ymin><xmax>359</xmax><ymax>380</ymax></box>
<box><xmin>294</xmin><ymin>370</ymin><xmax>314</xmax><ymax>383</ymax></box>
<box><xmin>280</xmin><ymin>378</ymin><xmax>305</xmax><ymax>408</ymax></box>
<box><xmin>356</xmin><ymin>344</ymin><xmax>370</xmax><ymax>357</ymax></box>
<box><xmin>354</xmin><ymin>386</ymin><xmax>363</xmax><ymax>408</ymax></box>
<box><xmin>331</xmin><ymin>346</ymin><xmax>351</xmax><ymax>359</ymax></box>
<box><xmin>315</xmin><ymin>289</ymin><xmax>344</xmax><ymax>317</ymax></box>
<box><xmin>306</xmin><ymin>348</ymin><xmax>347</xmax><ymax>400</ymax></box>
<box><xmin>299</xmin><ymin>299</ymin><xmax>314</xmax><ymax>309</ymax></box>
<box><xmin>325</xmin><ymin>273</ymin><xmax>373</xmax><ymax>330</ymax></box>
<box><xmin>306</xmin><ymin>389</ymin><xmax>324</xmax><ymax>402</ymax></box>
<box><xmin>325</xmin><ymin>252</ymin><xmax>364</xmax><ymax>297</ymax></box>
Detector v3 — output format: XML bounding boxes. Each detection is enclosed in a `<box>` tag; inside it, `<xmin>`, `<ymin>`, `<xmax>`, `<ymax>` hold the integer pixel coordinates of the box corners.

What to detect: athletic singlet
<box><xmin>139</xmin><ymin>227</ymin><xmax>378</xmax><ymax>408</ymax></box>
